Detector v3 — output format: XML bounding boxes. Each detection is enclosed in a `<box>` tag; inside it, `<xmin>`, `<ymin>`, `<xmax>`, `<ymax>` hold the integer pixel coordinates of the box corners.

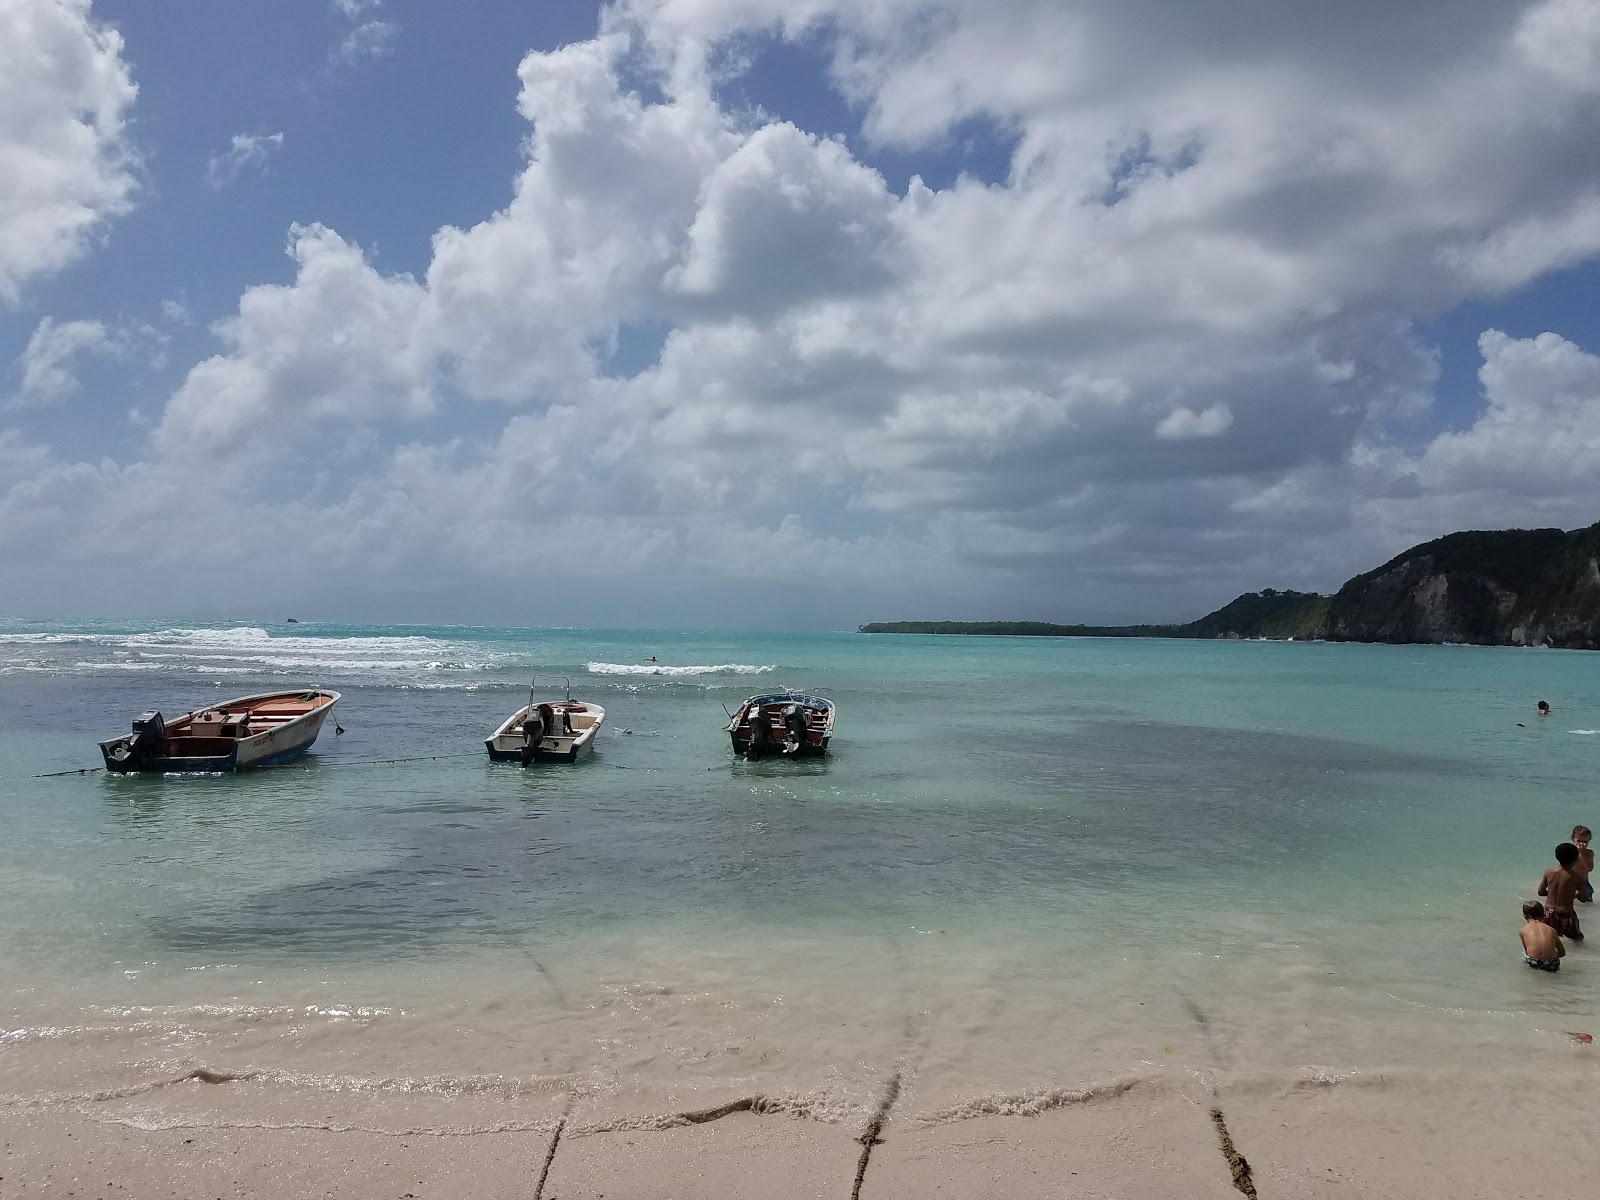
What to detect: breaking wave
<box><xmin>0</xmin><ymin>625</ymin><xmax>512</xmax><ymax>683</ymax></box>
<box><xmin>585</xmin><ymin>662</ymin><xmax>776</xmax><ymax>677</ymax></box>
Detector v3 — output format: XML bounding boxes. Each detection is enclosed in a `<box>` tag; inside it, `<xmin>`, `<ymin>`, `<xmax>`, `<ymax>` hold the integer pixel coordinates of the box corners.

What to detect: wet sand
<box><xmin>6</xmin><ymin>1072</ymin><xmax>1596</xmax><ymax>1199</ymax></box>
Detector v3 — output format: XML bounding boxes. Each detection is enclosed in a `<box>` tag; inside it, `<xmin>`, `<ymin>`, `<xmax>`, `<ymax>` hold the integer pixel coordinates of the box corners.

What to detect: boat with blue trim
<box><xmin>98</xmin><ymin>689</ymin><xmax>340</xmax><ymax>773</ymax></box>
<box><xmin>727</xmin><ymin>691</ymin><xmax>834</xmax><ymax>758</ymax></box>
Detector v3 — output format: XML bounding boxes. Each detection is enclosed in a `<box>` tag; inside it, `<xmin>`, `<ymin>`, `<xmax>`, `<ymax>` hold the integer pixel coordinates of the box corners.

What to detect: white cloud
<box><xmin>157</xmin><ymin>224</ymin><xmax>433</xmax><ymax>458</ymax></box>
<box><xmin>1155</xmin><ymin>403</ymin><xmax>1232</xmax><ymax>440</ymax></box>
<box><xmin>331</xmin><ymin>0</ymin><xmax>397</xmax><ymax>65</ymax></box>
<box><xmin>205</xmin><ymin>132</ymin><xmax>284</xmax><ymax>190</ymax></box>
<box><xmin>1515</xmin><ymin>0</ymin><xmax>1600</xmax><ymax>89</ymax></box>
<box><xmin>667</xmin><ymin>123</ymin><xmax>903</xmax><ymax>314</ymax></box>
<box><xmin>1419</xmin><ymin>330</ymin><xmax>1600</xmax><ymax>500</ymax></box>
<box><xmin>0</xmin><ymin>0</ymin><xmax>139</xmax><ymax>305</ymax></box>
<box><xmin>9</xmin><ymin>317</ymin><xmax>116</xmax><ymax>407</ymax></box>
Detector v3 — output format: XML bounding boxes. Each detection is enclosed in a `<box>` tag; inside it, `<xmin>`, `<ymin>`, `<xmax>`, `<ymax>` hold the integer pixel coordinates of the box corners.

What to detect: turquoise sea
<box><xmin>2</xmin><ymin>620</ymin><xmax>1598</xmax><ymax>1128</ymax></box>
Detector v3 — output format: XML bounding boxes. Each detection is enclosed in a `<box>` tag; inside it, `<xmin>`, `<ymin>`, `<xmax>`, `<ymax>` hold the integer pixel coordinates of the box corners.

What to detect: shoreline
<box><xmin>6</xmin><ymin>1069</ymin><xmax>1595</xmax><ymax>1198</ymax></box>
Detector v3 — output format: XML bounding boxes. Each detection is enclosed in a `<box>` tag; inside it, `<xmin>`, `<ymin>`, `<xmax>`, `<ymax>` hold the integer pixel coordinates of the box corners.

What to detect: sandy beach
<box><xmin>5</xmin><ymin>1068</ymin><xmax>1597</xmax><ymax>1198</ymax></box>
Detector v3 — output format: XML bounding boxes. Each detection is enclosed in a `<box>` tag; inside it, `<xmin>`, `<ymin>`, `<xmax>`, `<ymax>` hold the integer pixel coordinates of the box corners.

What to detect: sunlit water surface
<box><xmin>2</xmin><ymin>620</ymin><xmax>1597</xmax><ymax>1126</ymax></box>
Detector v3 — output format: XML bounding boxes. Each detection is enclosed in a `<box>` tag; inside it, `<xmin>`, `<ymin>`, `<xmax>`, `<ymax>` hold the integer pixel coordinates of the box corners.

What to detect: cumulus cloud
<box><xmin>667</xmin><ymin>123</ymin><xmax>904</xmax><ymax>314</ymax></box>
<box><xmin>157</xmin><ymin>223</ymin><xmax>432</xmax><ymax>458</ymax></box>
<box><xmin>0</xmin><ymin>0</ymin><xmax>139</xmax><ymax>305</ymax></box>
<box><xmin>5</xmin><ymin>0</ymin><xmax>1600</xmax><ymax>620</ymax></box>
<box><xmin>1420</xmin><ymin>330</ymin><xmax>1600</xmax><ymax>500</ymax></box>
<box><xmin>205</xmin><ymin>132</ymin><xmax>284</xmax><ymax>190</ymax></box>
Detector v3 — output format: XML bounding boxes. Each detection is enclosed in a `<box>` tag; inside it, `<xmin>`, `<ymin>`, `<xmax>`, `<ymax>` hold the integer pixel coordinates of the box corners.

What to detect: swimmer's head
<box><xmin>1556</xmin><ymin>842</ymin><xmax>1580</xmax><ymax>868</ymax></box>
<box><xmin>1537</xmin><ymin>700</ymin><xmax>1550</xmax><ymax>714</ymax></box>
<box><xmin>1524</xmin><ymin>900</ymin><xmax>1547</xmax><ymax>920</ymax></box>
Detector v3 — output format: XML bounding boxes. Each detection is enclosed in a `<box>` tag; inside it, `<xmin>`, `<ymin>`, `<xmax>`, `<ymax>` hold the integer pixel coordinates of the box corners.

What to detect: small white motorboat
<box><xmin>98</xmin><ymin>689</ymin><xmax>341</xmax><ymax>773</ymax></box>
<box><xmin>485</xmin><ymin>680</ymin><xmax>605</xmax><ymax>765</ymax></box>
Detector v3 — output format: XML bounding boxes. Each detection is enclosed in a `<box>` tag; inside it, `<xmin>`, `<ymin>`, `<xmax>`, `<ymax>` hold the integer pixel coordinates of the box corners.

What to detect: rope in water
<box><xmin>28</xmin><ymin>740</ymin><xmax>790</xmax><ymax>780</ymax></box>
<box><xmin>29</xmin><ymin>750</ymin><xmax>488</xmax><ymax>779</ymax></box>
<box><xmin>318</xmin><ymin>751</ymin><xmax>484</xmax><ymax>767</ymax></box>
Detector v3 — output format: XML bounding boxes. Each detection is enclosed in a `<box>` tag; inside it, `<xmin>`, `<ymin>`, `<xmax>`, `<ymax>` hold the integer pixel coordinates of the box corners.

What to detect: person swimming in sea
<box><xmin>1537</xmin><ymin>700</ymin><xmax>1551</xmax><ymax>716</ymax></box>
<box><xmin>1520</xmin><ymin>900</ymin><xmax>1565</xmax><ymax>971</ymax></box>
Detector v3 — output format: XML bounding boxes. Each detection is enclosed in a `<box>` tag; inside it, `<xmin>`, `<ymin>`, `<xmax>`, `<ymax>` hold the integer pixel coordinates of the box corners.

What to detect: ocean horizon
<box><xmin>3</xmin><ymin>617</ymin><xmax>1597</xmax><ymax>1131</ymax></box>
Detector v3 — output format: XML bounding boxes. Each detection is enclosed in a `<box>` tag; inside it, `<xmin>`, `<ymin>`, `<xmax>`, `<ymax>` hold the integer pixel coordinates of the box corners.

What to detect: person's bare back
<box><xmin>1541</xmin><ymin>864</ymin><xmax>1580</xmax><ymax>911</ymax></box>
<box><xmin>1538</xmin><ymin>843</ymin><xmax>1585</xmax><ymax>940</ymax></box>
<box><xmin>1523</xmin><ymin>915</ymin><xmax>1561</xmax><ymax>966</ymax></box>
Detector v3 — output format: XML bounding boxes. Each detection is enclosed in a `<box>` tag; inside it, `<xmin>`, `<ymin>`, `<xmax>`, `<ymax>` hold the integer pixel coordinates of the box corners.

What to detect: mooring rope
<box><xmin>317</xmin><ymin>751</ymin><xmax>484</xmax><ymax>768</ymax></box>
<box><xmin>28</xmin><ymin>750</ymin><xmax>488</xmax><ymax>779</ymax></box>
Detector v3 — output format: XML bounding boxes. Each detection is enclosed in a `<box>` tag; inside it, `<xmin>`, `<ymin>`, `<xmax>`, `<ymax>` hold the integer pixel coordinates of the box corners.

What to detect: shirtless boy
<box><xmin>1574</xmin><ymin>825</ymin><xmax>1594</xmax><ymax>904</ymax></box>
<box><xmin>1520</xmin><ymin>901</ymin><xmax>1565</xmax><ymax>971</ymax></box>
<box><xmin>1538</xmin><ymin>843</ymin><xmax>1585</xmax><ymax>941</ymax></box>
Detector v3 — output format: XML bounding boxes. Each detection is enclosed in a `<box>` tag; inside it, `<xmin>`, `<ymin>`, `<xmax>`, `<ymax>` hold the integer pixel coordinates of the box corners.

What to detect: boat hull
<box><xmin>98</xmin><ymin>691</ymin><xmax>338</xmax><ymax>774</ymax></box>
<box><xmin>729</xmin><ymin>731</ymin><xmax>830</xmax><ymax>757</ymax></box>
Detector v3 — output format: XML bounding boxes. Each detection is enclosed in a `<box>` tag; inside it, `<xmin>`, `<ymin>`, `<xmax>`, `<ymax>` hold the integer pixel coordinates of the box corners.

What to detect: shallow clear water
<box><xmin>2</xmin><ymin>620</ymin><xmax>1597</xmax><ymax>1125</ymax></box>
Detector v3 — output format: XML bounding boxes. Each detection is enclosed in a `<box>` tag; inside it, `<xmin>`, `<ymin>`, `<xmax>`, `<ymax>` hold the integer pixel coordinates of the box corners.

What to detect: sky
<box><xmin>2</xmin><ymin>0</ymin><xmax>1599</xmax><ymax>628</ymax></box>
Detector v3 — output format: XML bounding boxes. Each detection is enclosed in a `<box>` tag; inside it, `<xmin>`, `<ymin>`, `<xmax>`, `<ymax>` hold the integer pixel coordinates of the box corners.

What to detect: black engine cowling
<box><xmin>744</xmin><ymin>707</ymin><xmax>775</xmax><ymax>759</ymax></box>
<box><xmin>519</xmin><ymin>706</ymin><xmax>547</xmax><ymax>765</ymax></box>
<box><xmin>113</xmin><ymin>711</ymin><xmax>165</xmax><ymax>770</ymax></box>
<box><xmin>782</xmin><ymin>704</ymin><xmax>807</xmax><ymax>752</ymax></box>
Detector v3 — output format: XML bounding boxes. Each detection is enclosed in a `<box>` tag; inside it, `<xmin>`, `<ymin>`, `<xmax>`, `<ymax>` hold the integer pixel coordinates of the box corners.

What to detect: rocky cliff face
<box><xmin>1321</xmin><ymin>523</ymin><xmax>1600</xmax><ymax>648</ymax></box>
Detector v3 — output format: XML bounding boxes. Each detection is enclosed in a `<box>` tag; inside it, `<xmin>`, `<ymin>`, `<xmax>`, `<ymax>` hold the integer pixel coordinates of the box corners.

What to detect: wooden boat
<box><xmin>98</xmin><ymin>689</ymin><xmax>340</xmax><ymax>774</ymax></box>
<box><xmin>485</xmin><ymin>681</ymin><xmax>605</xmax><ymax>764</ymax></box>
<box><xmin>727</xmin><ymin>691</ymin><xmax>834</xmax><ymax>758</ymax></box>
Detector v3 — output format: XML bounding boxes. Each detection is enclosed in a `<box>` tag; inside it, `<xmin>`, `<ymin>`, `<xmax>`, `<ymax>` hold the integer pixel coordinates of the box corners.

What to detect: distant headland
<box><xmin>861</xmin><ymin>520</ymin><xmax>1600</xmax><ymax>650</ymax></box>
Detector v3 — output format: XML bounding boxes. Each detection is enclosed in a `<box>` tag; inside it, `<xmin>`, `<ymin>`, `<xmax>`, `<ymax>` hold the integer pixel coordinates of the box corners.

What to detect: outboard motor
<box><xmin>781</xmin><ymin>704</ymin><xmax>807</xmax><ymax>754</ymax></box>
<box><xmin>519</xmin><ymin>705</ymin><xmax>547</xmax><ymax>765</ymax></box>
<box><xmin>112</xmin><ymin>711</ymin><xmax>165</xmax><ymax>770</ymax></box>
<box><xmin>745</xmin><ymin>706</ymin><xmax>774</xmax><ymax>759</ymax></box>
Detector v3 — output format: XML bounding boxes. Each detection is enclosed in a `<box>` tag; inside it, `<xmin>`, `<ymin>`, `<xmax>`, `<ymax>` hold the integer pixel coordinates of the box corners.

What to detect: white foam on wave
<box><xmin>587</xmin><ymin>661</ymin><xmax>775</xmax><ymax>677</ymax></box>
<box><xmin>1569</xmin><ymin>729</ymin><xmax>1598</xmax><ymax>736</ymax></box>
<box><xmin>124</xmin><ymin>627</ymin><xmax>449</xmax><ymax>655</ymax></box>
<box><xmin>0</xmin><ymin>624</ymin><xmax>517</xmax><ymax>684</ymax></box>
<box><xmin>132</xmin><ymin>650</ymin><xmax>491</xmax><ymax>671</ymax></box>
<box><xmin>0</xmin><ymin>632</ymin><xmax>108</xmax><ymax>645</ymax></box>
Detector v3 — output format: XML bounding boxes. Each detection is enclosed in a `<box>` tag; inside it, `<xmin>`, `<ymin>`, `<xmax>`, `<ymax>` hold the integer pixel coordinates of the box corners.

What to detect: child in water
<box><xmin>1574</xmin><ymin>825</ymin><xmax>1594</xmax><ymax>904</ymax></box>
<box><xmin>1539</xmin><ymin>843</ymin><xmax>1585</xmax><ymax>941</ymax></box>
<box><xmin>1520</xmin><ymin>901</ymin><xmax>1565</xmax><ymax>971</ymax></box>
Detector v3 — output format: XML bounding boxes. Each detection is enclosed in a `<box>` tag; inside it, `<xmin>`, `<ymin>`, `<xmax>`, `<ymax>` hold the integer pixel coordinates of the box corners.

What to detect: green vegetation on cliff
<box><xmin>1181</xmin><ymin>589</ymin><xmax>1330</xmax><ymax>640</ymax></box>
<box><xmin>860</xmin><ymin>521</ymin><xmax>1600</xmax><ymax>649</ymax></box>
